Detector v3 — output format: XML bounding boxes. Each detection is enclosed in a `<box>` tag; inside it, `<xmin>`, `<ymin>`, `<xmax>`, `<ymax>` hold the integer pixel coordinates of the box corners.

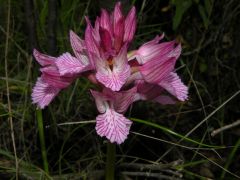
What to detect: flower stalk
<box><xmin>36</xmin><ymin>109</ymin><xmax>49</xmax><ymax>174</ymax></box>
<box><xmin>105</xmin><ymin>142</ymin><xmax>116</xmax><ymax>180</ymax></box>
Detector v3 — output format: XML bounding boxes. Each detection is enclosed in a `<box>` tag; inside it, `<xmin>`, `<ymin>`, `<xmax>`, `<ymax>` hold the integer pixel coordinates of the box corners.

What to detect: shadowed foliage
<box><xmin>0</xmin><ymin>0</ymin><xmax>240</xmax><ymax>179</ymax></box>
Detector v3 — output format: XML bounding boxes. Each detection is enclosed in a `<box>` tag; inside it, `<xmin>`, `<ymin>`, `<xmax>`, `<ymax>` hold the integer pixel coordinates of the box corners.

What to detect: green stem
<box><xmin>220</xmin><ymin>138</ymin><xmax>240</xmax><ymax>179</ymax></box>
<box><xmin>105</xmin><ymin>142</ymin><xmax>116</xmax><ymax>180</ymax></box>
<box><xmin>36</xmin><ymin>109</ymin><xmax>49</xmax><ymax>174</ymax></box>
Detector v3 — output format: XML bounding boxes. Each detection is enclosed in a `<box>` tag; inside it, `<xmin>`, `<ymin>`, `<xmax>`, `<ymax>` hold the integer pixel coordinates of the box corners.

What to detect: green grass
<box><xmin>1</xmin><ymin>0</ymin><xmax>240</xmax><ymax>179</ymax></box>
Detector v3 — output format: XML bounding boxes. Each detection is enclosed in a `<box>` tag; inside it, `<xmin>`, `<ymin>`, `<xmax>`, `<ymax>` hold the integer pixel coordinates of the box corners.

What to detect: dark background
<box><xmin>0</xmin><ymin>0</ymin><xmax>240</xmax><ymax>179</ymax></box>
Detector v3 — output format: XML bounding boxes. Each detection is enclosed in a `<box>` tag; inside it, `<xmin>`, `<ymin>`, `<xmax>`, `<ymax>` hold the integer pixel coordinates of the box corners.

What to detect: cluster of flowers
<box><xmin>32</xmin><ymin>2</ymin><xmax>188</xmax><ymax>144</ymax></box>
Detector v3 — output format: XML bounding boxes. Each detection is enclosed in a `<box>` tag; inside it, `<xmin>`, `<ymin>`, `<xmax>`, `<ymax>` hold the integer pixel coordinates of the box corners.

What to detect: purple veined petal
<box><xmin>123</xmin><ymin>6</ymin><xmax>136</xmax><ymax>43</ymax></box>
<box><xmin>139</xmin><ymin>55</ymin><xmax>176</xmax><ymax>84</ymax></box>
<box><xmin>113</xmin><ymin>86</ymin><xmax>137</xmax><ymax>113</ymax></box>
<box><xmin>99</xmin><ymin>27</ymin><xmax>113</xmax><ymax>52</ymax></box>
<box><xmin>40</xmin><ymin>66</ymin><xmax>60</xmax><ymax>76</ymax></box>
<box><xmin>99</xmin><ymin>9</ymin><xmax>113</xmax><ymax>37</ymax></box>
<box><xmin>69</xmin><ymin>30</ymin><xmax>86</xmax><ymax>59</ymax></box>
<box><xmin>136</xmin><ymin>40</ymin><xmax>177</xmax><ymax>64</ymax></box>
<box><xmin>113</xmin><ymin>18</ymin><xmax>124</xmax><ymax>52</ymax></box>
<box><xmin>56</xmin><ymin>52</ymin><xmax>89</xmax><ymax>76</ymax></box>
<box><xmin>94</xmin><ymin>16</ymin><xmax>100</xmax><ymax>30</ymax></box>
<box><xmin>93</xmin><ymin>17</ymin><xmax>101</xmax><ymax>44</ymax></box>
<box><xmin>33</xmin><ymin>49</ymin><xmax>56</xmax><ymax>66</ymax></box>
<box><xmin>40</xmin><ymin>66</ymin><xmax>77</xmax><ymax>78</ymax></box>
<box><xmin>41</xmin><ymin>71</ymin><xmax>74</xmax><ymax>89</ymax></box>
<box><xmin>95</xmin><ymin>45</ymin><xmax>131</xmax><ymax>91</ymax></box>
<box><xmin>95</xmin><ymin>108</ymin><xmax>132</xmax><ymax>144</ymax></box>
<box><xmin>127</xmin><ymin>35</ymin><xmax>164</xmax><ymax>62</ymax></box>
<box><xmin>113</xmin><ymin>2</ymin><xmax>123</xmax><ymax>21</ymax></box>
<box><xmin>167</xmin><ymin>43</ymin><xmax>181</xmax><ymax>59</ymax></box>
<box><xmin>154</xmin><ymin>95</ymin><xmax>176</xmax><ymax>105</ymax></box>
<box><xmin>159</xmin><ymin>72</ymin><xmax>188</xmax><ymax>101</ymax></box>
<box><xmin>85</xmin><ymin>17</ymin><xmax>100</xmax><ymax>66</ymax></box>
<box><xmin>31</xmin><ymin>77</ymin><xmax>60</xmax><ymax>109</ymax></box>
<box><xmin>113</xmin><ymin>2</ymin><xmax>124</xmax><ymax>51</ymax></box>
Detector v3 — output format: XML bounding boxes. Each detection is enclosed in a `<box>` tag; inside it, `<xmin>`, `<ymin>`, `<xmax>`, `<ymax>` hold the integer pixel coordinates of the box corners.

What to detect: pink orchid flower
<box><xmin>32</xmin><ymin>2</ymin><xmax>188</xmax><ymax>144</ymax></box>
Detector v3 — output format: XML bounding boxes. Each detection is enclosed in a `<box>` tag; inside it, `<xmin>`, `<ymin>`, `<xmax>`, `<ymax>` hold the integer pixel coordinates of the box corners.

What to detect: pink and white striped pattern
<box><xmin>56</xmin><ymin>53</ymin><xmax>89</xmax><ymax>76</ymax></box>
<box><xmin>159</xmin><ymin>72</ymin><xmax>188</xmax><ymax>101</ymax></box>
<box><xmin>96</xmin><ymin>109</ymin><xmax>132</xmax><ymax>144</ymax></box>
<box><xmin>32</xmin><ymin>78</ymin><xmax>60</xmax><ymax>109</ymax></box>
<box><xmin>95</xmin><ymin>45</ymin><xmax>130</xmax><ymax>91</ymax></box>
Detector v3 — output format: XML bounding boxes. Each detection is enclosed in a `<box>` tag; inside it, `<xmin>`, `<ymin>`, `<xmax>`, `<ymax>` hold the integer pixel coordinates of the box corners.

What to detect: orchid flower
<box><xmin>32</xmin><ymin>2</ymin><xmax>188</xmax><ymax>144</ymax></box>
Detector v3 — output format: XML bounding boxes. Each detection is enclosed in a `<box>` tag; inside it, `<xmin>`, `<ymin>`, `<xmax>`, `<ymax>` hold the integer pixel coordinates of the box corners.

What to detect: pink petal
<box><xmin>99</xmin><ymin>27</ymin><xmax>112</xmax><ymax>52</ymax></box>
<box><xmin>136</xmin><ymin>40</ymin><xmax>176</xmax><ymax>64</ymax></box>
<box><xmin>113</xmin><ymin>18</ymin><xmax>124</xmax><ymax>52</ymax></box>
<box><xmin>167</xmin><ymin>43</ymin><xmax>181</xmax><ymax>59</ymax></box>
<box><xmin>95</xmin><ymin>45</ymin><xmax>131</xmax><ymax>91</ymax></box>
<box><xmin>41</xmin><ymin>67</ymin><xmax>74</xmax><ymax>89</ymax></box>
<box><xmin>113</xmin><ymin>2</ymin><xmax>123</xmax><ymax>23</ymax></box>
<box><xmin>113</xmin><ymin>87</ymin><xmax>137</xmax><ymax>113</ymax></box>
<box><xmin>85</xmin><ymin>18</ymin><xmax>100</xmax><ymax>65</ymax></box>
<box><xmin>31</xmin><ymin>78</ymin><xmax>60</xmax><ymax>109</ymax></box>
<box><xmin>56</xmin><ymin>52</ymin><xmax>89</xmax><ymax>75</ymax></box>
<box><xmin>33</xmin><ymin>49</ymin><xmax>56</xmax><ymax>66</ymax></box>
<box><xmin>40</xmin><ymin>66</ymin><xmax>60</xmax><ymax>76</ymax></box>
<box><xmin>93</xmin><ymin>17</ymin><xmax>101</xmax><ymax>44</ymax></box>
<box><xmin>96</xmin><ymin>109</ymin><xmax>132</xmax><ymax>144</ymax></box>
<box><xmin>123</xmin><ymin>6</ymin><xmax>136</xmax><ymax>43</ymax></box>
<box><xmin>99</xmin><ymin>9</ymin><xmax>112</xmax><ymax>36</ymax></box>
<box><xmin>69</xmin><ymin>30</ymin><xmax>86</xmax><ymax>59</ymax></box>
<box><xmin>139</xmin><ymin>55</ymin><xmax>176</xmax><ymax>84</ymax></box>
<box><xmin>139</xmin><ymin>42</ymin><xmax>181</xmax><ymax>84</ymax></box>
<box><xmin>159</xmin><ymin>72</ymin><xmax>188</xmax><ymax>101</ymax></box>
<box><xmin>113</xmin><ymin>2</ymin><xmax>124</xmax><ymax>51</ymax></box>
<box><xmin>135</xmin><ymin>38</ymin><xmax>181</xmax><ymax>64</ymax></box>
